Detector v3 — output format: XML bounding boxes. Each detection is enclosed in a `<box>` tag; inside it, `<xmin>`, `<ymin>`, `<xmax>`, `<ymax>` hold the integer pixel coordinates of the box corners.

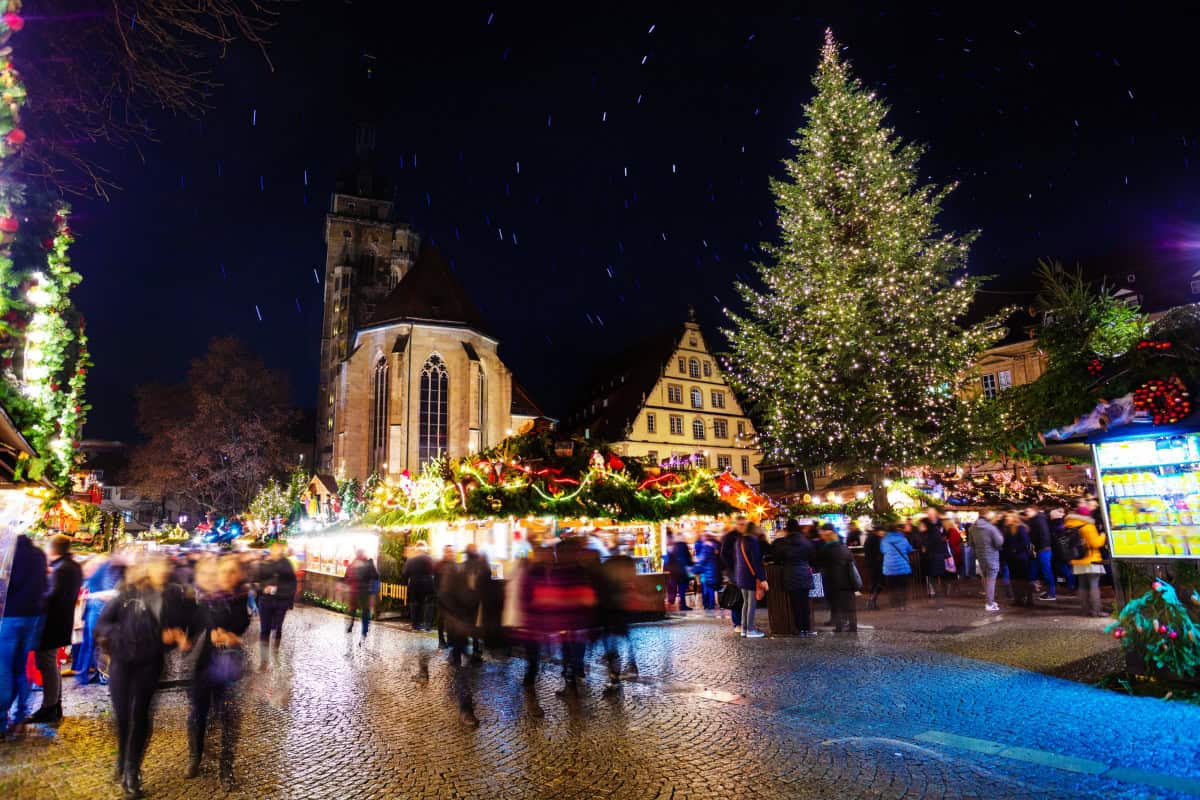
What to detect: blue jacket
<box><xmin>4</xmin><ymin>535</ymin><xmax>47</xmax><ymax>617</ymax></box>
<box><xmin>880</xmin><ymin>531</ymin><xmax>913</xmax><ymax>576</ymax></box>
<box><xmin>732</xmin><ymin>534</ymin><xmax>766</xmax><ymax>589</ymax></box>
<box><xmin>693</xmin><ymin>540</ymin><xmax>720</xmax><ymax>584</ymax></box>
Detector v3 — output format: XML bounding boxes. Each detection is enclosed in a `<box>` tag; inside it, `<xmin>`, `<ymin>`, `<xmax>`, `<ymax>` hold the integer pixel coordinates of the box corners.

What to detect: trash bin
<box><xmin>765</xmin><ymin>563</ymin><xmax>795</xmax><ymax>635</ymax></box>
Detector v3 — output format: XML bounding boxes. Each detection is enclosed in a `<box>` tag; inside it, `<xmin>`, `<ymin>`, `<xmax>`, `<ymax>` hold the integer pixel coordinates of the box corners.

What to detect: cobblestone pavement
<box><xmin>2</xmin><ymin>602</ymin><xmax>1199</xmax><ymax>800</ymax></box>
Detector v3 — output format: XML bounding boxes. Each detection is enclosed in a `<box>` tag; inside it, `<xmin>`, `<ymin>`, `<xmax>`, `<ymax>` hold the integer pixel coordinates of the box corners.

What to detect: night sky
<box><xmin>56</xmin><ymin>3</ymin><xmax>1200</xmax><ymax>440</ymax></box>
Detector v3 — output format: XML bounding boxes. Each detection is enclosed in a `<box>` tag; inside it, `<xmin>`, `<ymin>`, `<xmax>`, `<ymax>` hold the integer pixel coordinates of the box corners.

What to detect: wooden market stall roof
<box><xmin>0</xmin><ymin>402</ymin><xmax>41</xmax><ymax>488</ymax></box>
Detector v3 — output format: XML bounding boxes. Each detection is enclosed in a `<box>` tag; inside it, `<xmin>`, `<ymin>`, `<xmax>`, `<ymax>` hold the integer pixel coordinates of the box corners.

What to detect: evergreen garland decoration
<box><xmin>1106</xmin><ymin>579</ymin><xmax>1200</xmax><ymax>678</ymax></box>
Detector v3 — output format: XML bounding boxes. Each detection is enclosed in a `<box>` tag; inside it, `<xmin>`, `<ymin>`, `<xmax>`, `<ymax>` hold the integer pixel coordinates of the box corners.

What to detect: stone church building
<box><xmin>316</xmin><ymin>155</ymin><xmax>540</xmax><ymax>479</ymax></box>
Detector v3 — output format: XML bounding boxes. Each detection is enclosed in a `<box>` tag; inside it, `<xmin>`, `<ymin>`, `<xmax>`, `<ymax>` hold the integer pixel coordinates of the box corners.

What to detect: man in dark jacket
<box><xmin>28</xmin><ymin>535</ymin><xmax>83</xmax><ymax>724</ymax></box>
<box><xmin>343</xmin><ymin>550</ymin><xmax>379</xmax><ymax>638</ymax></box>
<box><xmin>814</xmin><ymin>525</ymin><xmax>858</xmax><ymax>633</ymax></box>
<box><xmin>434</xmin><ymin>545</ymin><xmax>457</xmax><ymax>648</ymax></box>
<box><xmin>720</xmin><ymin>516</ymin><xmax>749</xmax><ymax>631</ymax></box>
<box><xmin>0</xmin><ymin>534</ymin><xmax>48</xmax><ymax>733</ymax></box>
<box><xmin>664</xmin><ymin>532</ymin><xmax>694</xmax><ymax>611</ymax></box>
<box><xmin>402</xmin><ymin>543</ymin><xmax>436</xmax><ymax>631</ymax></box>
<box><xmin>1025</xmin><ymin>506</ymin><xmax>1056</xmax><ymax>601</ymax></box>
<box><xmin>256</xmin><ymin>541</ymin><xmax>297</xmax><ymax>669</ymax></box>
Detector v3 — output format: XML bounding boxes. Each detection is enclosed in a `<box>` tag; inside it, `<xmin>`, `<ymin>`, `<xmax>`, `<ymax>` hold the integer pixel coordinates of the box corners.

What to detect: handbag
<box><xmin>718</xmin><ymin>583</ymin><xmax>743</xmax><ymax>610</ymax></box>
<box><xmin>809</xmin><ymin>571</ymin><xmax>825</xmax><ymax>599</ymax></box>
<box><xmin>205</xmin><ymin>645</ymin><xmax>244</xmax><ymax>685</ymax></box>
<box><xmin>739</xmin><ymin>538</ymin><xmax>766</xmax><ymax>601</ymax></box>
<box><xmin>943</xmin><ymin>553</ymin><xmax>956</xmax><ymax>573</ymax></box>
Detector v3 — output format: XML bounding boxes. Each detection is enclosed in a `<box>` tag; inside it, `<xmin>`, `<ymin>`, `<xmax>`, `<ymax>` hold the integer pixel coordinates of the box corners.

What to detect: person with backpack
<box><xmin>255</xmin><ymin>541</ymin><xmax>296</xmax><ymax>670</ymax></box>
<box><xmin>1049</xmin><ymin>508</ymin><xmax>1076</xmax><ymax>592</ymax></box>
<box><xmin>28</xmin><ymin>535</ymin><xmax>84</xmax><ymax>725</ymax></box>
<box><xmin>0</xmin><ymin>533</ymin><xmax>47</xmax><ymax>737</ymax></box>
<box><xmin>968</xmin><ymin>511</ymin><xmax>1005</xmax><ymax>612</ymax></box>
<box><xmin>97</xmin><ymin>555</ymin><xmax>193</xmax><ymax>799</ymax></box>
<box><xmin>185</xmin><ymin>556</ymin><xmax>251</xmax><ymax>788</ymax></box>
<box><xmin>880</xmin><ymin>524</ymin><xmax>914</xmax><ymax>610</ymax></box>
<box><xmin>1066</xmin><ymin>504</ymin><xmax>1107</xmax><ymax>617</ymax></box>
<box><xmin>342</xmin><ymin>550</ymin><xmax>380</xmax><ymax>638</ymax></box>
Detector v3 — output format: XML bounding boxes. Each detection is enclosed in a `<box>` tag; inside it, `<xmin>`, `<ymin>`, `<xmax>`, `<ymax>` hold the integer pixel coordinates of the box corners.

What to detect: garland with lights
<box><xmin>362</xmin><ymin>433</ymin><xmax>736</xmax><ymax>526</ymax></box>
<box><xmin>0</xmin><ymin>1</ymin><xmax>89</xmax><ymax>493</ymax></box>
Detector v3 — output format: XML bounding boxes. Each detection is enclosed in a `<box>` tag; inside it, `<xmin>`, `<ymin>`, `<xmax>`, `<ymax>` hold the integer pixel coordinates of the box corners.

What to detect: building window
<box><xmin>669</xmin><ymin>415</ymin><xmax>684</xmax><ymax>436</ymax></box>
<box><xmin>477</xmin><ymin>365</ymin><xmax>487</xmax><ymax>450</ymax></box>
<box><xmin>667</xmin><ymin>384</ymin><xmax>682</xmax><ymax>404</ymax></box>
<box><xmin>981</xmin><ymin>373</ymin><xmax>997</xmax><ymax>400</ymax></box>
<box><xmin>646</xmin><ymin>413</ymin><xmax>656</xmax><ymax>433</ymax></box>
<box><xmin>369</xmin><ymin>358</ymin><xmax>390</xmax><ymax>474</ymax></box>
<box><xmin>713</xmin><ymin>419</ymin><xmax>728</xmax><ymax>439</ymax></box>
<box><xmin>696</xmin><ymin>454</ymin><xmax>709</xmax><ymax>468</ymax></box>
<box><xmin>711</xmin><ymin>390</ymin><xmax>725</xmax><ymax>409</ymax></box>
<box><xmin>736</xmin><ymin>421</ymin><xmax>746</xmax><ymax>437</ymax></box>
<box><xmin>647</xmin><ymin>450</ymin><xmax>658</xmax><ymax>463</ymax></box>
<box><xmin>689</xmin><ymin>358</ymin><xmax>701</xmax><ymax>378</ymax></box>
<box><xmin>741</xmin><ymin>456</ymin><xmax>750</xmax><ymax>475</ymax></box>
<box><xmin>101</xmin><ymin>487</ymin><xmax>113</xmax><ymax>501</ymax></box>
<box><xmin>703</xmin><ymin>361</ymin><xmax>712</xmax><ymax>377</ymax></box>
<box><xmin>692</xmin><ymin>418</ymin><xmax>706</xmax><ymax>440</ymax></box>
<box><xmin>690</xmin><ymin>387</ymin><xmax>703</xmax><ymax>409</ymax></box>
<box><xmin>419</xmin><ymin>354</ymin><xmax>449</xmax><ymax>465</ymax></box>
<box><xmin>997</xmin><ymin>370</ymin><xmax>1012</xmax><ymax>392</ymax></box>
<box><xmin>678</xmin><ymin>357</ymin><xmax>686</xmax><ymax>373</ymax></box>
<box><xmin>717</xmin><ymin>455</ymin><xmax>732</xmax><ymax>471</ymax></box>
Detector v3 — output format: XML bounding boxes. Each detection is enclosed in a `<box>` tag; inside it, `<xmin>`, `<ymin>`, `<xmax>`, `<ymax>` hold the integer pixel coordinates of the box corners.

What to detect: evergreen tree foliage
<box><xmin>724</xmin><ymin>30</ymin><xmax>1007</xmax><ymax>507</ymax></box>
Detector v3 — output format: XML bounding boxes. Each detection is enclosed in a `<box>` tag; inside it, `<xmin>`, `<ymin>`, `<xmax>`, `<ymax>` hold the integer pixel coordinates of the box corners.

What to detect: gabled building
<box><xmin>569</xmin><ymin>315</ymin><xmax>762</xmax><ymax>485</ymax></box>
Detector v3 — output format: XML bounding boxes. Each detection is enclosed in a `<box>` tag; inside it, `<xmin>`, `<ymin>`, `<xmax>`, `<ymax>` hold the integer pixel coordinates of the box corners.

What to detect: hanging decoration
<box><xmin>1133</xmin><ymin>376</ymin><xmax>1191</xmax><ymax>426</ymax></box>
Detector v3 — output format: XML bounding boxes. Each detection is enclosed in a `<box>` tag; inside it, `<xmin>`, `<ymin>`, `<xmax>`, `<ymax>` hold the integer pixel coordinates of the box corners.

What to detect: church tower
<box><xmin>316</xmin><ymin>124</ymin><xmax>420</xmax><ymax>472</ymax></box>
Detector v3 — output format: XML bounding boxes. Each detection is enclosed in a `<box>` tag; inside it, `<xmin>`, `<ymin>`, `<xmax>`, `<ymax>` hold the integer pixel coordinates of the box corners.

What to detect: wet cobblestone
<box><xmin>1</xmin><ymin>604</ymin><xmax>1197</xmax><ymax>799</ymax></box>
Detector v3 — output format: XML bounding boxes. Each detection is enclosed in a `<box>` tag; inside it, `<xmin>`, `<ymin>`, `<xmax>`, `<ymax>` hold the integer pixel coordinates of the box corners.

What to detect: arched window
<box><xmin>419</xmin><ymin>354</ymin><xmax>449</xmax><ymax>465</ymax></box>
<box><xmin>369</xmin><ymin>357</ymin><xmax>389</xmax><ymax>474</ymax></box>
<box><xmin>692</xmin><ymin>418</ymin><xmax>706</xmax><ymax>440</ymax></box>
<box><xmin>690</xmin><ymin>387</ymin><xmax>703</xmax><ymax>409</ymax></box>
<box><xmin>476</xmin><ymin>365</ymin><xmax>487</xmax><ymax>450</ymax></box>
<box><xmin>688</xmin><ymin>358</ymin><xmax>701</xmax><ymax>378</ymax></box>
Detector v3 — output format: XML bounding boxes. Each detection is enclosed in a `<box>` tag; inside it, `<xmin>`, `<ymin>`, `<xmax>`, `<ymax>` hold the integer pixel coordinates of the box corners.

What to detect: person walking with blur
<box><xmin>255</xmin><ymin>541</ymin><xmax>296</xmax><ymax>670</ymax></box>
<box><xmin>74</xmin><ymin>556</ymin><xmax>121</xmax><ymax>686</ymax></box>
<box><xmin>98</xmin><ymin>556</ymin><xmax>193</xmax><ymax>799</ymax></box>
<box><xmin>28</xmin><ymin>535</ymin><xmax>83</xmax><ymax>725</ymax></box>
<box><xmin>694</xmin><ymin>534</ymin><xmax>720</xmax><ymax>611</ymax></box>
<box><xmin>0</xmin><ymin>534</ymin><xmax>47</xmax><ymax>738</ymax></box>
<box><xmin>402</xmin><ymin>542</ymin><xmax>436</xmax><ymax>632</ymax></box>
<box><xmin>440</xmin><ymin>554</ymin><xmax>482</xmax><ymax>726</ymax></box>
<box><xmin>186</xmin><ymin>557</ymin><xmax>251</xmax><ymax>788</ymax></box>
<box><xmin>665</xmin><ymin>531</ymin><xmax>694</xmax><ymax>611</ymax></box>
<box><xmin>720</xmin><ymin>517</ymin><xmax>749</xmax><ymax>632</ymax></box>
<box><xmin>880</xmin><ymin>524</ymin><xmax>914</xmax><ymax>610</ymax></box>
<box><xmin>599</xmin><ymin>545</ymin><xmax>639</xmax><ymax>691</ymax></box>
<box><xmin>969</xmin><ymin>511</ymin><xmax>1005</xmax><ymax>612</ymax></box>
<box><xmin>435</xmin><ymin>545</ymin><xmax>457</xmax><ymax>648</ymax></box>
<box><xmin>815</xmin><ymin>524</ymin><xmax>858</xmax><ymax>632</ymax></box>
<box><xmin>772</xmin><ymin>519</ymin><xmax>816</xmax><ymax>636</ymax></box>
<box><xmin>1002</xmin><ymin>513</ymin><xmax>1034</xmax><ymax>607</ymax></box>
<box><xmin>1067</xmin><ymin>504</ymin><xmax>1107</xmax><ymax>617</ymax></box>
<box><xmin>916</xmin><ymin>518</ymin><xmax>949</xmax><ymax>609</ymax></box>
<box><xmin>343</xmin><ymin>549</ymin><xmax>379</xmax><ymax>638</ymax></box>
<box><xmin>734</xmin><ymin>522</ymin><xmax>768</xmax><ymax>638</ymax></box>
<box><xmin>1025</xmin><ymin>505</ymin><xmax>1056</xmax><ymax>601</ymax></box>
<box><xmin>864</xmin><ymin>526</ymin><xmax>885</xmax><ymax>610</ymax></box>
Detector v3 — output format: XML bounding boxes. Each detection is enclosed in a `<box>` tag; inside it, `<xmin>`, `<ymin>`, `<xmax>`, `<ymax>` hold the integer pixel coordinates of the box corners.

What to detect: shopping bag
<box><xmin>809</xmin><ymin>571</ymin><xmax>825</xmax><ymax>599</ymax></box>
<box><xmin>718</xmin><ymin>583</ymin><xmax>743</xmax><ymax>610</ymax></box>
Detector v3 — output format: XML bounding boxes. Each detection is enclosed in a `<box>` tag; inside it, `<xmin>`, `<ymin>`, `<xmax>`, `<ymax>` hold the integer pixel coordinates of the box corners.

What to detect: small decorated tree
<box><xmin>1107</xmin><ymin>579</ymin><xmax>1200</xmax><ymax>679</ymax></box>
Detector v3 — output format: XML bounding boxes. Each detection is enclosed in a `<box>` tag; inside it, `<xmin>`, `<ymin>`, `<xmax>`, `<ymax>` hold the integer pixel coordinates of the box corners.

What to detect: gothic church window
<box><xmin>420</xmin><ymin>354</ymin><xmax>449</xmax><ymax>465</ymax></box>
<box><xmin>369</xmin><ymin>358</ymin><xmax>389</xmax><ymax>474</ymax></box>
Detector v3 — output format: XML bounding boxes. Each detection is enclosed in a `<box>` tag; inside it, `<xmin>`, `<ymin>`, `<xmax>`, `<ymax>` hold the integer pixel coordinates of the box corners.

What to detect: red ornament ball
<box><xmin>0</xmin><ymin>216</ymin><xmax>18</xmax><ymax>233</ymax></box>
<box><xmin>3</xmin><ymin>13</ymin><xmax>24</xmax><ymax>32</ymax></box>
<box><xmin>4</xmin><ymin>127</ymin><xmax>24</xmax><ymax>147</ymax></box>
<box><xmin>1153</xmin><ymin>581</ymin><xmax>1163</xmax><ymax>591</ymax></box>
<box><xmin>1170</xmin><ymin>631</ymin><xmax>1179</xmax><ymax>639</ymax></box>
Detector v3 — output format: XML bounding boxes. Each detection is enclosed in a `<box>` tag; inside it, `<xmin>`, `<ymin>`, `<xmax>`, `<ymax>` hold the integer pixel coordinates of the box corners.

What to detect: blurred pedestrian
<box><xmin>720</xmin><ymin>517</ymin><xmax>749</xmax><ymax>632</ymax></box>
<box><xmin>342</xmin><ymin>549</ymin><xmax>379</xmax><ymax>638</ymax></box>
<box><xmin>773</xmin><ymin>519</ymin><xmax>816</xmax><ymax>636</ymax></box>
<box><xmin>734</xmin><ymin>522</ymin><xmax>768</xmax><ymax>638</ymax></box>
<box><xmin>402</xmin><ymin>542</ymin><xmax>436</xmax><ymax>631</ymax></box>
<box><xmin>28</xmin><ymin>535</ymin><xmax>83</xmax><ymax>724</ymax></box>
<box><xmin>0</xmin><ymin>534</ymin><xmax>47</xmax><ymax>738</ymax></box>
<box><xmin>186</xmin><ymin>556</ymin><xmax>250</xmax><ymax>788</ymax></box>
<box><xmin>881</xmin><ymin>523</ymin><xmax>914</xmax><ymax>610</ymax></box>
<box><xmin>74</xmin><ymin>556</ymin><xmax>121</xmax><ymax>686</ymax></box>
<box><xmin>815</xmin><ymin>523</ymin><xmax>858</xmax><ymax>632</ymax></box>
<box><xmin>694</xmin><ymin>534</ymin><xmax>720</xmax><ymax>610</ymax></box>
<box><xmin>1025</xmin><ymin>505</ymin><xmax>1056</xmax><ymax>601</ymax></box>
<box><xmin>435</xmin><ymin>545</ymin><xmax>457</xmax><ymax>648</ymax></box>
<box><xmin>462</xmin><ymin>544</ymin><xmax>492</xmax><ymax>662</ymax></box>
<box><xmin>255</xmin><ymin>541</ymin><xmax>296</xmax><ymax>670</ymax></box>
<box><xmin>864</xmin><ymin>525</ymin><xmax>885</xmax><ymax>610</ymax></box>
<box><xmin>1049</xmin><ymin>508</ymin><xmax>1076</xmax><ymax>593</ymax></box>
<box><xmin>1067</xmin><ymin>504</ymin><xmax>1107</xmax><ymax>617</ymax></box>
<box><xmin>98</xmin><ymin>556</ymin><xmax>193</xmax><ymax>799</ymax></box>
<box><xmin>916</xmin><ymin>517</ymin><xmax>949</xmax><ymax>609</ymax></box>
<box><xmin>440</xmin><ymin>554</ymin><xmax>482</xmax><ymax>726</ymax></box>
<box><xmin>599</xmin><ymin>545</ymin><xmax>639</xmax><ymax>691</ymax></box>
<box><xmin>551</xmin><ymin>535</ymin><xmax>600</xmax><ymax>692</ymax></box>
<box><xmin>1002</xmin><ymin>512</ymin><xmax>1034</xmax><ymax>607</ymax></box>
<box><xmin>665</xmin><ymin>530</ymin><xmax>694</xmax><ymax>611</ymax></box>
<box><xmin>969</xmin><ymin>511</ymin><xmax>1004</xmax><ymax>612</ymax></box>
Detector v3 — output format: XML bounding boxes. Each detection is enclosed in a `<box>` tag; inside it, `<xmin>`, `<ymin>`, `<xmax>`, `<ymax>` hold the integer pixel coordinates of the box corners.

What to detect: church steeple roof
<box><xmin>366</xmin><ymin>245</ymin><xmax>492</xmax><ymax>335</ymax></box>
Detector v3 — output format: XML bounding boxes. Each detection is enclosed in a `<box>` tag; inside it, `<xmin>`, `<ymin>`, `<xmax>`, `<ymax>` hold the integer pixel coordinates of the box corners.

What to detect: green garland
<box><xmin>1107</xmin><ymin>579</ymin><xmax>1200</xmax><ymax>678</ymax></box>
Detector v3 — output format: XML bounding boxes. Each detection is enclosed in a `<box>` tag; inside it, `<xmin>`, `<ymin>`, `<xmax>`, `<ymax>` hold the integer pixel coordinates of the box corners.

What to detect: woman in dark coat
<box><xmin>664</xmin><ymin>533</ymin><xmax>694</xmax><ymax>611</ymax></box>
<box><xmin>863</xmin><ymin>527</ymin><xmax>885</xmax><ymax>610</ymax></box>
<box><xmin>733</xmin><ymin>524</ymin><xmax>767</xmax><ymax>638</ymax></box>
<box><xmin>772</xmin><ymin>519</ymin><xmax>816</xmax><ymax>636</ymax></box>
<box><xmin>255</xmin><ymin>541</ymin><xmax>296</xmax><ymax>668</ymax></box>
<box><xmin>1001</xmin><ymin>513</ymin><xmax>1034</xmax><ymax>607</ymax></box>
<box><xmin>29</xmin><ymin>534</ymin><xmax>83</xmax><ymax>724</ymax></box>
<box><xmin>186</xmin><ymin>556</ymin><xmax>251</xmax><ymax>787</ymax></box>
<box><xmin>814</xmin><ymin>525</ymin><xmax>858</xmax><ymax>632</ymax></box>
<box><xmin>916</xmin><ymin>518</ymin><xmax>950</xmax><ymax>607</ymax></box>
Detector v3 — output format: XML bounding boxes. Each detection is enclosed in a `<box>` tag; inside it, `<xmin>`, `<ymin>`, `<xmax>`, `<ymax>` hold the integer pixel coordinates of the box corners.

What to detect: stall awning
<box><xmin>1085</xmin><ymin>410</ymin><xmax>1200</xmax><ymax>444</ymax></box>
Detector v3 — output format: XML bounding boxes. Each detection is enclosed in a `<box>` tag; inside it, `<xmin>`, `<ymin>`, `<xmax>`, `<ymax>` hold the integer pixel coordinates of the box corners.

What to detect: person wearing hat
<box><xmin>772</xmin><ymin>519</ymin><xmax>817</xmax><ymax>636</ymax></box>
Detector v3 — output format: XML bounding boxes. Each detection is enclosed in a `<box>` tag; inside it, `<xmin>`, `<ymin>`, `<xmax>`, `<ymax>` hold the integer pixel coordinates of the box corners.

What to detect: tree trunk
<box><xmin>870</xmin><ymin>468</ymin><xmax>891</xmax><ymax>515</ymax></box>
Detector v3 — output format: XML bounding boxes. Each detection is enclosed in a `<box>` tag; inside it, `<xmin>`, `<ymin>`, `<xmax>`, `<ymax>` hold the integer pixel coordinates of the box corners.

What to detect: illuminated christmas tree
<box><xmin>725</xmin><ymin>31</ymin><xmax>1006</xmax><ymax>511</ymax></box>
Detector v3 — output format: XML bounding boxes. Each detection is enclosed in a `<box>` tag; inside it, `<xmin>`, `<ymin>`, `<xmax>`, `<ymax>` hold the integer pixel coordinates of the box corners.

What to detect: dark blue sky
<box><xmin>55</xmin><ymin>3</ymin><xmax>1200</xmax><ymax>439</ymax></box>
